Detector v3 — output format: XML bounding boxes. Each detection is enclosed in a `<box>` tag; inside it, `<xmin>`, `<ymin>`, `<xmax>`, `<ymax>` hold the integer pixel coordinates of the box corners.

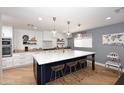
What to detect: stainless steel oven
<box><xmin>2</xmin><ymin>38</ymin><xmax>12</xmax><ymax>57</ymax></box>
<box><xmin>2</xmin><ymin>45</ymin><xmax>12</xmax><ymax>57</ymax></box>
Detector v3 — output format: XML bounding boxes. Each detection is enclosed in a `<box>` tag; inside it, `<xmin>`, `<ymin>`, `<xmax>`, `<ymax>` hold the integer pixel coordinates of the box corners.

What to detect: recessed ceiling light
<box><xmin>38</xmin><ymin>17</ymin><xmax>43</xmax><ymax>21</ymax></box>
<box><xmin>106</xmin><ymin>17</ymin><xmax>111</xmax><ymax>20</ymax></box>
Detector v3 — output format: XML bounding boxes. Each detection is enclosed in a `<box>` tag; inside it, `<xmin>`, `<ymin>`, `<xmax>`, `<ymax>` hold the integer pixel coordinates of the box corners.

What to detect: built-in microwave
<box><xmin>2</xmin><ymin>38</ymin><xmax>11</xmax><ymax>45</ymax></box>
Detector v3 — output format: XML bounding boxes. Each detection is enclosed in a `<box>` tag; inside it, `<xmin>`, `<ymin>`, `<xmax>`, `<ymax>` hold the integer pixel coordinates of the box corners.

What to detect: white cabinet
<box><xmin>13</xmin><ymin>53</ymin><xmax>33</xmax><ymax>67</ymax></box>
<box><xmin>2</xmin><ymin>57</ymin><xmax>13</xmax><ymax>68</ymax></box>
<box><xmin>43</xmin><ymin>31</ymin><xmax>53</xmax><ymax>41</ymax></box>
<box><xmin>42</xmin><ymin>31</ymin><xmax>54</xmax><ymax>49</ymax></box>
<box><xmin>2</xmin><ymin>52</ymin><xmax>33</xmax><ymax>69</ymax></box>
<box><xmin>13</xmin><ymin>53</ymin><xmax>26</xmax><ymax>66</ymax></box>
<box><xmin>2</xmin><ymin>26</ymin><xmax>13</xmax><ymax>38</ymax></box>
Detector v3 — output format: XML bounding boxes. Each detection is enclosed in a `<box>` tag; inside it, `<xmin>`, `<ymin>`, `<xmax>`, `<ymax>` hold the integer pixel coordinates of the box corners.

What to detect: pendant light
<box><xmin>67</xmin><ymin>21</ymin><xmax>71</xmax><ymax>38</ymax></box>
<box><xmin>77</xmin><ymin>24</ymin><xmax>83</xmax><ymax>39</ymax></box>
<box><xmin>52</xmin><ymin>17</ymin><xmax>57</xmax><ymax>36</ymax></box>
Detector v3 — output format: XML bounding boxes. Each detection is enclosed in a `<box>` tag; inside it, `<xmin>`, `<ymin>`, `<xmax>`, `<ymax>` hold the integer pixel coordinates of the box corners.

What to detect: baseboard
<box><xmin>95</xmin><ymin>61</ymin><xmax>105</xmax><ymax>67</ymax></box>
<box><xmin>88</xmin><ymin>60</ymin><xmax>124</xmax><ymax>72</ymax></box>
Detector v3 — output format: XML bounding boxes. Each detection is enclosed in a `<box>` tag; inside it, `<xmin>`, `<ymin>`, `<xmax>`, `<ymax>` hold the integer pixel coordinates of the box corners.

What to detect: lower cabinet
<box><xmin>2</xmin><ymin>52</ymin><xmax>33</xmax><ymax>69</ymax></box>
<box><xmin>2</xmin><ymin>58</ymin><xmax>13</xmax><ymax>68</ymax></box>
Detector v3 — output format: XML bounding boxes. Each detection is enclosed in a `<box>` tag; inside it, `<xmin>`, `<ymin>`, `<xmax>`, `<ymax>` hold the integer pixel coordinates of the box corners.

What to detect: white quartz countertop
<box><xmin>33</xmin><ymin>50</ymin><xmax>95</xmax><ymax>65</ymax></box>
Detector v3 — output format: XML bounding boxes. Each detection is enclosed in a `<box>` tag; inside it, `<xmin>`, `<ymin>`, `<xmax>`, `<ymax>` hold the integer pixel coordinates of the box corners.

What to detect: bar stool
<box><xmin>87</xmin><ymin>55</ymin><xmax>93</xmax><ymax>62</ymax></box>
<box><xmin>78</xmin><ymin>59</ymin><xmax>87</xmax><ymax>69</ymax></box>
<box><xmin>66</xmin><ymin>61</ymin><xmax>78</xmax><ymax>73</ymax></box>
<box><xmin>50</xmin><ymin>64</ymin><xmax>65</xmax><ymax>81</ymax></box>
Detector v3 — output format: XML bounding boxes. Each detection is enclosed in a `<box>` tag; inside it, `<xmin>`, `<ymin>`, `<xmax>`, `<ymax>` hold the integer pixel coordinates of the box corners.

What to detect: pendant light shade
<box><xmin>76</xmin><ymin>24</ymin><xmax>83</xmax><ymax>39</ymax></box>
<box><xmin>78</xmin><ymin>24</ymin><xmax>81</xmax><ymax>28</ymax></box>
<box><xmin>67</xmin><ymin>32</ymin><xmax>71</xmax><ymax>36</ymax></box>
<box><xmin>67</xmin><ymin>21</ymin><xmax>72</xmax><ymax>38</ymax></box>
<box><xmin>52</xmin><ymin>17</ymin><xmax>57</xmax><ymax>36</ymax></box>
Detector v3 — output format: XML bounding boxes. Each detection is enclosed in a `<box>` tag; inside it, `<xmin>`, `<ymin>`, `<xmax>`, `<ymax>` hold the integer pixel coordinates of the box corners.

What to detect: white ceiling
<box><xmin>0</xmin><ymin>7</ymin><xmax>124</xmax><ymax>33</ymax></box>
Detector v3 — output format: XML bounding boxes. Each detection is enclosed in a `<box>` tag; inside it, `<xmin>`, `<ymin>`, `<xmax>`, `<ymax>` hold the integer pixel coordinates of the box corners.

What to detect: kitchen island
<box><xmin>33</xmin><ymin>50</ymin><xmax>95</xmax><ymax>85</ymax></box>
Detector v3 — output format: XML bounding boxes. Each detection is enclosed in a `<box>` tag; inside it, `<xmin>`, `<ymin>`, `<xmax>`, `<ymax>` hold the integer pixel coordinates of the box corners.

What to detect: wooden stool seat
<box><xmin>87</xmin><ymin>56</ymin><xmax>93</xmax><ymax>61</ymax></box>
<box><xmin>50</xmin><ymin>64</ymin><xmax>65</xmax><ymax>81</ymax></box>
<box><xmin>66</xmin><ymin>61</ymin><xmax>78</xmax><ymax>73</ymax></box>
<box><xmin>78</xmin><ymin>59</ymin><xmax>87</xmax><ymax>68</ymax></box>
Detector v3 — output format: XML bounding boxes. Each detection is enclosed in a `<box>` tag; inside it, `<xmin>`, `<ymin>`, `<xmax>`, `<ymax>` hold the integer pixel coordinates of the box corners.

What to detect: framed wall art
<box><xmin>102</xmin><ymin>32</ymin><xmax>124</xmax><ymax>45</ymax></box>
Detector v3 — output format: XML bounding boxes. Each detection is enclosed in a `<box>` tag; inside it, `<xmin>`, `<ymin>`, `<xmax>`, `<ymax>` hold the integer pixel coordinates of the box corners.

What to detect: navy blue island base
<box><xmin>33</xmin><ymin>53</ymin><xmax>95</xmax><ymax>85</ymax></box>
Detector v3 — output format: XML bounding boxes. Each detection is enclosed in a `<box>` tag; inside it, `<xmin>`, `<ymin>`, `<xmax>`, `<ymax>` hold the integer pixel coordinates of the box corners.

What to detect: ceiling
<box><xmin>0</xmin><ymin>7</ymin><xmax>124</xmax><ymax>33</ymax></box>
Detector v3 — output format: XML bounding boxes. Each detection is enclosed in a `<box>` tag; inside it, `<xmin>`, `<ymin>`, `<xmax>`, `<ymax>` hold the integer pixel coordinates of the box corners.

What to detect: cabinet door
<box><xmin>13</xmin><ymin>53</ymin><xmax>33</xmax><ymax>66</ymax></box>
<box><xmin>2</xmin><ymin>58</ymin><xmax>13</xmax><ymax>68</ymax></box>
<box><xmin>2</xmin><ymin>26</ymin><xmax>13</xmax><ymax>38</ymax></box>
<box><xmin>13</xmin><ymin>53</ymin><xmax>26</xmax><ymax>66</ymax></box>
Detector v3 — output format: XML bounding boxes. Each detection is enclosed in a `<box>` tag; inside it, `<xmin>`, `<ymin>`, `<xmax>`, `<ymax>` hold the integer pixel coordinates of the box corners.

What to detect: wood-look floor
<box><xmin>3</xmin><ymin>65</ymin><xmax>36</xmax><ymax>85</ymax></box>
<box><xmin>3</xmin><ymin>62</ymin><xmax>119</xmax><ymax>85</ymax></box>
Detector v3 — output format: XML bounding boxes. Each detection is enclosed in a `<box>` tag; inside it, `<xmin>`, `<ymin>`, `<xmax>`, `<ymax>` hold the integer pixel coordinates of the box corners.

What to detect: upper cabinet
<box><xmin>43</xmin><ymin>31</ymin><xmax>53</xmax><ymax>41</ymax></box>
<box><xmin>2</xmin><ymin>26</ymin><xmax>13</xmax><ymax>38</ymax></box>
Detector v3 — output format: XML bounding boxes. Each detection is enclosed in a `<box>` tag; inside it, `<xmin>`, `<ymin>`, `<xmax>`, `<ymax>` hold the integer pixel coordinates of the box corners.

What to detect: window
<box><xmin>74</xmin><ymin>33</ymin><xmax>92</xmax><ymax>48</ymax></box>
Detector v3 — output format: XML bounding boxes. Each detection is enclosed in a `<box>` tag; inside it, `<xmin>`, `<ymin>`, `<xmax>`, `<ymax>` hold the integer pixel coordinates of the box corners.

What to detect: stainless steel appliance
<box><xmin>2</xmin><ymin>38</ymin><xmax>12</xmax><ymax>57</ymax></box>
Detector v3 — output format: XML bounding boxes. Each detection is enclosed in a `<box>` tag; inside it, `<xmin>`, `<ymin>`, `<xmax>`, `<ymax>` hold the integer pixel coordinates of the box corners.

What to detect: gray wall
<box><xmin>68</xmin><ymin>22</ymin><xmax>124</xmax><ymax>66</ymax></box>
